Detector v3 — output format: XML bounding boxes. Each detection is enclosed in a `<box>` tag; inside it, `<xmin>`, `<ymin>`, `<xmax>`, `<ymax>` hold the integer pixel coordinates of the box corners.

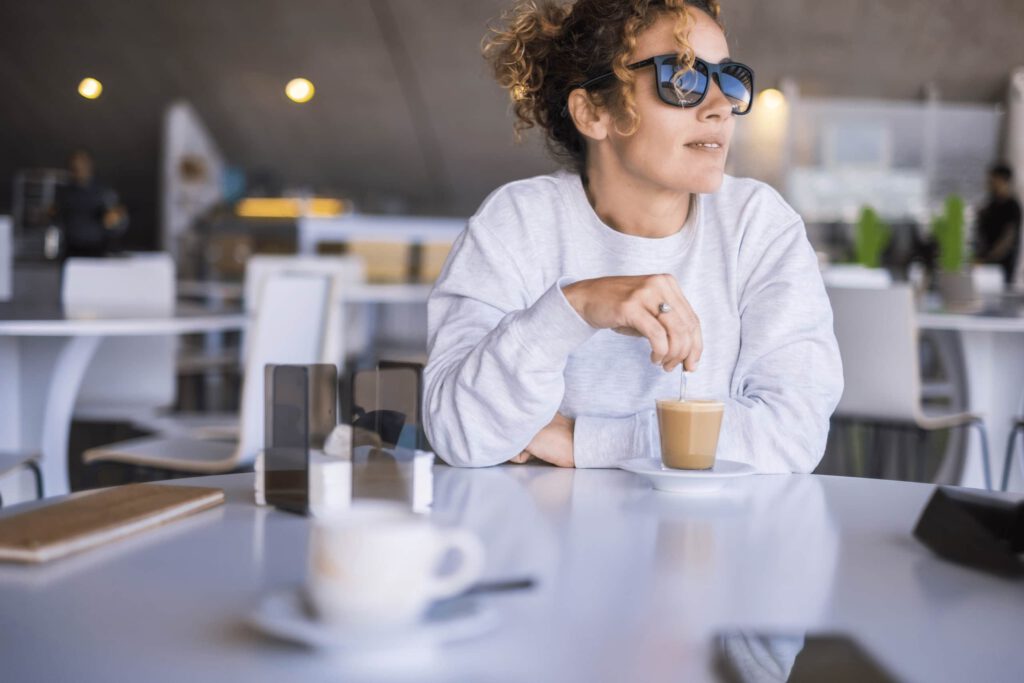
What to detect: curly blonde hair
<box><xmin>483</xmin><ymin>0</ymin><xmax>723</xmax><ymax>172</ymax></box>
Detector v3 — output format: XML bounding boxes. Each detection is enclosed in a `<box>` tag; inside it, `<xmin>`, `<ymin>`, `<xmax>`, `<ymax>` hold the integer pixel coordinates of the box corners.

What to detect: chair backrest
<box><xmin>243</xmin><ymin>255</ymin><xmax>367</xmax><ymax>369</ymax></box>
<box><xmin>62</xmin><ymin>254</ymin><xmax>175</xmax><ymax>315</ymax></box>
<box><xmin>821</xmin><ymin>264</ymin><xmax>893</xmax><ymax>289</ymax></box>
<box><xmin>827</xmin><ymin>284</ymin><xmax>922</xmax><ymax>421</ymax></box>
<box><xmin>62</xmin><ymin>254</ymin><xmax>178</xmax><ymax>412</ymax></box>
<box><xmin>235</xmin><ymin>273</ymin><xmax>332</xmax><ymax>467</ymax></box>
<box><xmin>349</xmin><ymin>361</ymin><xmax>427</xmax><ymax>451</ymax></box>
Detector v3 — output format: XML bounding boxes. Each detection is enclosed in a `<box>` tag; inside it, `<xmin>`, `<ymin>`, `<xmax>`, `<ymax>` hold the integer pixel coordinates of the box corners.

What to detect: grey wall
<box><xmin>1</xmin><ymin>0</ymin><xmax>1022</xmax><ymax>247</ymax></box>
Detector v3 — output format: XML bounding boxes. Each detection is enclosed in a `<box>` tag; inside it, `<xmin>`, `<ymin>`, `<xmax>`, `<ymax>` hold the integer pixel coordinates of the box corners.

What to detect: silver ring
<box><xmin>657</xmin><ymin>302</ymin><xmax>672</xmax><ymax>316</ymax></box>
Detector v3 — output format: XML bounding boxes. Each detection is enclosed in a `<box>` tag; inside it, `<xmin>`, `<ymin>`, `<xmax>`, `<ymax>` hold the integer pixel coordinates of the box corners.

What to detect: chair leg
<box><xmin>1002</xmin><ymin>423</ymin><xmax>1024</xmax><ymax>492</ymax></box>
<box><xmin>913</xmin><ymin>428</ymin><xmax>927</xmax><ymax>483</ymax></box>
<box><xmin>904</xmin><ymin>427</ymin><xmax>919</xmax><ymax>482</ymax></box>
<box><xmin>968</xmin><ymin>419</ymin><xmax>993</xmax><ymax>491</ymax></box>
<box><xmin>27</xmin><ymin>461</ymin><xmax>44</xmax><ymax>500</ymax></box>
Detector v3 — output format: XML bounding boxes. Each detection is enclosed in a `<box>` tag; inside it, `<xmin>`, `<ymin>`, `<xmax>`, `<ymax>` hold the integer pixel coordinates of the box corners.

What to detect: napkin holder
<box><xmin>258</xmin><ymin>364</ymin><xmax>338</xmax><ymax>515</ymax></box>
<box><xmin>345</xmin><ymin>361</ymin><xmax>434</xmax><ymax>513</ymax></box>
<box><xmin>256</xmin><ymin>361</ymin><xmax>435</xmax><ymax>516</ymax></box>
<box><xmin>913</xmin><ymin>486</ymin><xmax>1024</xmax><ymax>578</ymax></box>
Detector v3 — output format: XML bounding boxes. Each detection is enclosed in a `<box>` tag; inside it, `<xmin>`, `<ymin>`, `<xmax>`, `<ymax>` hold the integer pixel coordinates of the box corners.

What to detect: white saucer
<box><xmin>619</xmin><ymin>457</ymin><xmax>755</xmax><ymax>494</ymax></box>
<box><xmin>248</xmin><ymin>588</ymin><xmax>499</xmax><ymax>651</ymax></box>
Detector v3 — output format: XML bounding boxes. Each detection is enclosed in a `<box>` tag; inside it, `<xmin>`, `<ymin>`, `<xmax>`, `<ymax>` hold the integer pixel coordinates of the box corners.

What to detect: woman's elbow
<box><xmin>424</xmin><ymin>415</ymin><xmax>509</xmax><ymax>468</ymax></box>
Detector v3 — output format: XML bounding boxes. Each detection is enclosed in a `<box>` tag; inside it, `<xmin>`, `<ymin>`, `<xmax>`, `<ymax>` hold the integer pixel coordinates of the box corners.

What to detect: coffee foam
<box><xmin>656</xmin><ymin>399</ymin><xmax>724</xmax><ymax>413</ymax></box>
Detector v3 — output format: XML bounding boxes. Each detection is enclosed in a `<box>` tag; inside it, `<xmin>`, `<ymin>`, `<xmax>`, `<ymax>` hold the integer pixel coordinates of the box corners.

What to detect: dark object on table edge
<box><xmin>913</xmin><ymin>486</ymin><xmax>1024</xmax><ymax>578</ymax></box>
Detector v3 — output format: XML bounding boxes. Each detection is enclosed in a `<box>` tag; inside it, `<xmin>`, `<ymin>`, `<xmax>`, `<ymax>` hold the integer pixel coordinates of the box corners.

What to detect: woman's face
<box><xmin>601</xmin><ymin>10</ymin><xmax>735</xmax><ymax>195</ymax></box>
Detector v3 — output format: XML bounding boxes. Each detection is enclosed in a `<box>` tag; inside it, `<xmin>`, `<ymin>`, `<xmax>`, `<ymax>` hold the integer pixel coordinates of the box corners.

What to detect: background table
<box><xmin>0</xmin><ymin>468</ymin><xmax>1020</xmax><ymax>682</ymax></box>
<box><xmin>918</xmin><ymin>303</ymin><xmax>1024</xmax><ymax>490</ymax></box>
<box><xmin>0</xmin><ymin>304</ymin><xmax>246</xmax><ymax>496</ymax></box>
<box><xmin>176</xmin><ymin>281</ymin><xmax>435</xmax><ymax>306</ymax></box>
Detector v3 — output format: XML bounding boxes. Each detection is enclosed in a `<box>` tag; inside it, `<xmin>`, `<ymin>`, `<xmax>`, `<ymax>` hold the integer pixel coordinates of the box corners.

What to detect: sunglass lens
<box><xmin>658</xmin><ymin>60</ymin><xmax>707</xmax><ymax>107</ymax></box>
<box><xmin>719</xmin><ymin>65</ymin><xmax>753</xmax><ymax>114</ymax></box>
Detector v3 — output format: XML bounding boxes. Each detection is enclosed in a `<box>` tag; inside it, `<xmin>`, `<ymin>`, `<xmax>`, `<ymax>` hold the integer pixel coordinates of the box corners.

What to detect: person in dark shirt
<box><xmin>974</xmin><ymin>163</ymin><xmax>1021</xmax><ymax>285</ymax></box>
<box><xmin>53</xmin><ymin>149</ymin><xmax>128</xmax><ymax>258</ymax></box>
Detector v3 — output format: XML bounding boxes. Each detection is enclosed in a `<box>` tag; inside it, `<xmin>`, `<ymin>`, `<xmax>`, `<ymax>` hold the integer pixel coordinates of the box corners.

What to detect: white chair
<box><xmin>243</xmin><ymin>254</ymin><xmax>367</xmax><ymax>369</ymax></box>
<box><xmin>0</xmin><ymin>452</ymin><xmax>43</xmax><ymax>506</ymax></box>
<box><xmin>143</xmin><ymin>255</ymin><xmax>366</xmax><ymax>442</ymax></box>
<box><xmin>1003</xmin><ymin>417</ymin><xmax>1024</xmax><ymax>491</ymax></box>
<box><xmin>828</xmin><ymin>285</ymin><xmax>993</xmax><ymax>489</ymax></box>
<box><xmin>63</xmin><ymin>254</ymin><xmax>177</xmax><ymax>421</ymax></box>
<box><xmin>83</xmin><ymin>273</ymin><xmax>331</xmax><ymax>474</ymax></box>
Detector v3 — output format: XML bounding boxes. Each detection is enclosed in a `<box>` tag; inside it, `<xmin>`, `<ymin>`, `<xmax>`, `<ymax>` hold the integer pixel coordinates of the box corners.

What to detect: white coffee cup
<box><xmin>307</xmin><ymin>501</ymin><xmax>484</xmax><ymax>629</ymax></box>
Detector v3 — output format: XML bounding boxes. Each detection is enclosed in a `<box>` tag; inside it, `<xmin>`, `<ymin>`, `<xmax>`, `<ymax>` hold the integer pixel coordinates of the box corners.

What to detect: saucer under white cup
<box><xmin>249</xmin><ymin>589</ymin><xmax>498</xmax><ymax>651</ymax></box>
<box><xmin>307</xmin><ymin>501</ymin><xmax>485</xmax><ymax>631</ymax></box>
<box><xmin>619</xmin><ymin>457</ymin><xmax>755</xmax><ymax>494</ymax></box>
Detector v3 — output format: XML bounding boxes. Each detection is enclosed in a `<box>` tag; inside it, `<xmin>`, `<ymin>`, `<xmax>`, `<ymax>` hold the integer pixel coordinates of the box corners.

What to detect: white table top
<box><xmin>176</xmin><ymin>280</ymin><xmax>434</xmax><ymax>305</ymax></box>
<box><xmin>0</xmin><ymin>304</ymin><xmax>247</xmax><ymax>336</ymax></box>
<box><xmin>0</xmin><ymin>468</ymin><xmax>1020</xmax><ymax>682</ymax></box>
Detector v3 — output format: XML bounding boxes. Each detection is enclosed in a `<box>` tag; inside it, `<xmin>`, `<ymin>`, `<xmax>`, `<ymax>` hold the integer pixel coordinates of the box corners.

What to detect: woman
<box><xmin>423</xmin><ymin>0</ymin><xmax>843</xmax><ymax>471</ymax></box>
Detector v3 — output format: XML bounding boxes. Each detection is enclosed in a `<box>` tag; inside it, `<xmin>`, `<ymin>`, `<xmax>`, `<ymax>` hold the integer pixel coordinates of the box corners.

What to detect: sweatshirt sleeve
<box><xmin>716</xmin><ymin>217</ymin><xmax>844</xmax><ymax>473</ymax></box>
<box><xmin>572</xmin><ymin>412</ymin><xmax>656</xmax><ymax>468</ymax></box>
<box><xmin>423</xmin><ymin>221</ymin><xmax>598</xmax><ymax>467</ymax></box>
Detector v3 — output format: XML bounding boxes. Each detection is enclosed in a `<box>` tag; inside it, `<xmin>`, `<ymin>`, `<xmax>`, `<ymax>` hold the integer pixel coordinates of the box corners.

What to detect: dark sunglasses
<box><xmin>573</xmin><ymin>54</ymin><xmax>755</xmax><ymax>115</ymax></box>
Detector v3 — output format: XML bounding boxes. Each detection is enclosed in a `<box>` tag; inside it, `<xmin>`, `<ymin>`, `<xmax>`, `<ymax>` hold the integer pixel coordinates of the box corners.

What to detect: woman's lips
<box><xmin>685</xmin><ymin>141</ymin><xmax>723</xmax><ymax>151</ymax></box>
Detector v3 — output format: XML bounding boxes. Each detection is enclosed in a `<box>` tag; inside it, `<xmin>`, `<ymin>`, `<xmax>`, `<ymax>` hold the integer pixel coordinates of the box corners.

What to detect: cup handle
<box><xmin>426</xmin><ymin>529</ymin><xmax>485</xmax><ymax>601</ymax></box>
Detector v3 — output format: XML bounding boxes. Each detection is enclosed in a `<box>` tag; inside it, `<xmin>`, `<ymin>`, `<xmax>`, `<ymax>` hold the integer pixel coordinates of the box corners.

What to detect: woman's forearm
<box><xmin>424</xmin><ymin>282</ymin><xmax>596</xmax><ymax>467</ymax></box>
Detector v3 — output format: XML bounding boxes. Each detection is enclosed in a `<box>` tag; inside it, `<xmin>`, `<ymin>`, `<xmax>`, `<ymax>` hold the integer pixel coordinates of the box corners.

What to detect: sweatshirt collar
<box><xmin>557</xmin><ymin>170</ymin><xmax>700</xmax><ymax>262</ymax></box>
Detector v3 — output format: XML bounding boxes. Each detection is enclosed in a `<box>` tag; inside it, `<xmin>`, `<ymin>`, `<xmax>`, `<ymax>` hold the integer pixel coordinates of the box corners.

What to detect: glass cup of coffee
<box><xmin>656</xmin><ymin>399</ymin><xmax>725</xmax><ymax>470</ymax></box>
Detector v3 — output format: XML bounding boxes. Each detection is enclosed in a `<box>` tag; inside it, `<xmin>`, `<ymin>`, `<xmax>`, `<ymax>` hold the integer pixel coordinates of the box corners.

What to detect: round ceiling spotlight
<box><xmin>757</xmin><ymin>88</ymin><xmax>786</xmax><ymax>110</ymax></box>
<box><xmin>78</xmin><ymin>77</ymin><xmax>103</xmax><ymax>100</ymax></box>
<box><xmin>285</xmin><ymin>78</ymin><xmax>315</xmax><ymax>103</ymax></box>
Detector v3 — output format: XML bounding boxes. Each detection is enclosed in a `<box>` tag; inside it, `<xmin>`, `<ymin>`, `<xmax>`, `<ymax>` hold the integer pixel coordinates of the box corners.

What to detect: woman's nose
<box><xmin>698</xmin><ymin>74</ymin><xmax>734</xmax><ymax>120</ymax></box>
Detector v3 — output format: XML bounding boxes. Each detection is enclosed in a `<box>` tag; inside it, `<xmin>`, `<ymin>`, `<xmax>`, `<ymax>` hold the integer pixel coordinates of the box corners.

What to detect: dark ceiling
<box><xmin>1</xmin><ymin>0</ymin><xmax>1022</xmax><ymax>248</ymax></box>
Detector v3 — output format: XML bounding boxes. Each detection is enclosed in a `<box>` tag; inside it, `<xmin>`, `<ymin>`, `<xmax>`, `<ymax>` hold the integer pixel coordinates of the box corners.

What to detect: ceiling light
<box><xmin>78</xmin><ymin>77</ymin><xmax>103</xmax><ymax>100</ymax></box>
<box><xmin>285</xmin><ymin>78</ymin><xmax>315</xmax><ymax>103</ymax></box>
<box><xmin>757</xmin><ymin>88</ymin><xmax>786</xmax><ymax>110</ymax></box>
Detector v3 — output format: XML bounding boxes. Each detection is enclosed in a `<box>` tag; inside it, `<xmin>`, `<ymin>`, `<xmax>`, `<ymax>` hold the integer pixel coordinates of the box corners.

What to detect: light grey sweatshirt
<box><xmin>423</xmin><ymin>170</ymin><xmax>843</xmax><ymax>472</ymax></box>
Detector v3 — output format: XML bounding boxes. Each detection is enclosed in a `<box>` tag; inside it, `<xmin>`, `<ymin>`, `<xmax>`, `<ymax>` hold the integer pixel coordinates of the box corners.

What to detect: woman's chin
<box><xmin>674</xmin><ymin>170</ymin><xmax>725</xmax><ymax>195</ymax></box>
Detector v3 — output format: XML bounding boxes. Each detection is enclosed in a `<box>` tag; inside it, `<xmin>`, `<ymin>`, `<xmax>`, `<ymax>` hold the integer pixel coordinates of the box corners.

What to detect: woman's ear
<box><xmin>567</xmin><ymin>89</ymin><xmax>610</xmax><ymax>141</ymax></box>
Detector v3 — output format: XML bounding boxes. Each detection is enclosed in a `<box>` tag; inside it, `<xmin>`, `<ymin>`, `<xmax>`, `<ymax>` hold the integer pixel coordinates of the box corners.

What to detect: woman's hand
<box><xmin>509</xmin><ymin>413</ymin><xmax>575</xmax><ymax>467</ymax></box>
<box><xmin>562</xmin><ymin>274</ymin><xmax>702</xmax><ymax>372</ymax></box>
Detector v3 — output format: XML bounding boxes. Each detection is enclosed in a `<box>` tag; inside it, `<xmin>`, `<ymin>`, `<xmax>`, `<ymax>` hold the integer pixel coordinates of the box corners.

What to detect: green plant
<box><xmin>932</xmin><ymin>195</ymin><xmax>966</xmax><ymax>273</ymax></box>
<box><xmin>853</xmin><ymin>206</ymin><xmax>891</xmax><ymax>268</ymax></box>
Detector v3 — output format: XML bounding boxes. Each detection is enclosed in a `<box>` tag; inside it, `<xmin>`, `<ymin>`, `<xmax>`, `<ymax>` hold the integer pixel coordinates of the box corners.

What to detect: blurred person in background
<box><xmin>424</xmin><ymin>0</ymin><xmax>842</xmax><ymax>472</ymax></box>
<box><xmin>53</xmin><ymin>148</ymin><xmax>128</xmax><ymax>258</ymax></box>
<box><xmin>974</xmin><ymin>163</ymin><xmax>1021</xmax><ymax>285</ymax></box>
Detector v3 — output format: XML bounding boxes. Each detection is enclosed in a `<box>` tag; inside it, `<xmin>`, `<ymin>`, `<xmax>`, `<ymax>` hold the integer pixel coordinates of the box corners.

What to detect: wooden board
<box><xmin>0</xmin><ymin>483</ymin><xmax>224</xmax><ymax>564</ymax></box>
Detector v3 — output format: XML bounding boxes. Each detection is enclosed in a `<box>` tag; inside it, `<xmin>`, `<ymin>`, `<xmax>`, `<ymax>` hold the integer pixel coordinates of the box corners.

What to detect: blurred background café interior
<box><xmin>2</xmin><ymin>0</ymin><xmax>1024</xmax><ymax>504</ymax></box>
